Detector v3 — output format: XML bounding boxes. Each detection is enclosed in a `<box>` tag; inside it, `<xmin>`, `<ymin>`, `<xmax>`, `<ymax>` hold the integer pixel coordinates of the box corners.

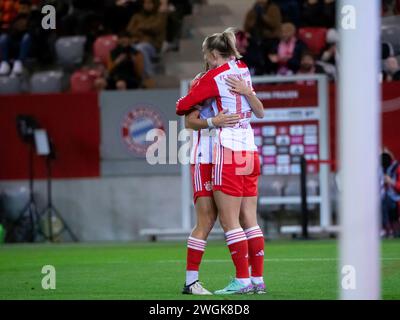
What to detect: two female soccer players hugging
<box><xmin>176</xmin><ymin>28</ymin><xmax>266</xmax><ymax>295</ymax></box>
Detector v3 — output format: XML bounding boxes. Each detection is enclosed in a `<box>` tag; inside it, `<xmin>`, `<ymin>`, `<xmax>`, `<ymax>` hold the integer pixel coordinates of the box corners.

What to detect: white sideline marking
<box><xmin>158</xmin><ymin>257</ymin><xmax>400</xmax><ymax>263</ymax></box>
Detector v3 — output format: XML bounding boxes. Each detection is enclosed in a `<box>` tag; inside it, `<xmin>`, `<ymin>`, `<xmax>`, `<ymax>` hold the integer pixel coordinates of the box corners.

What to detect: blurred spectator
<box><xmin>0</xmin><ymin>0</ymin><xmax>34</xmax><ymax>76</ymax></box>
<box><xmin>382</xmin><ymin>56</ymin><xmax>400</xmax><ymax>82</ymax></box>
<box><xmin>160</xmin><ymin>0</ymin><xmax>192</xmax><ymax>52</ymax></box>
<box><xmin>381</xmin><ymin>42</ymin><xmax>400</xmax><ymax>82</ymax></box>
<box><xmin>295</xmin><ymin>51</ymin><xmax>325</xmax><ymax>85</ymax></box>
<box><xmin>127</xmin><ymin>0</ymin><xmax>167</xmax><ymax>78</ymax></box>
<box><xmin>297</xmin><ymin>52</ymin><xmax>324</xmax><ymax>75</ymax></box>
<box><xmin>244</xmin><ymin>0</ymin><xmax>282</xmax><ymax>42</ymax></box>
<box><xmin>382</xmin><ymin>42</ymin><xmax>394</xmax><ymax>61</ymax></box>
<box><xmin>274</xmin><ymin>0</ymin><xmax>301</xmax><ymax>26</ymax></box>
<box><xmin>380</xmin><ymin>150</ymin><xmax>400</xmax><ymax>238</ymax></box>
<box><xmin>235</xmin><ymin>30</ymin><xmax>249</xmax><ymax>57</ymax></box>
<box><xmin>244</xmin><ymin>0</ymin><xmax>282</xmax><ymax>75</ymax></box>
<box><xmin>381</xmin><ymin>0</ymin><xmax>400</xmax><ymax>16</ymax></box>
<box><xmin>0</xmin><ymin>0</ymin><xmax>20</xmax><ymax>31</ymax></box>
<box><xmin>60</xmin><ymin>0</ymin><xmax>106</xmax><ymax>54</ymax></box>
<box><xmin>301</xmin><ymin>0</ymin><xmax>336</xmax><ymax>28</ymax></box>
<box><xmin>26</xmin><ymin>0</ymin><xmax>59</xmax><ymax>66</ymax></box>
<box><xmin>235</xmin><ymin>30</ymin><xmax>262</xmax><ymax>76</ymax></box>
<box><xmin>103</xmin><ymin>0</ymin><xmax>141</xmax><ymax>34</ymax></box>
<box><xmin>266</xmin><ymin>22</ymin><xmax>306</xmax><ymax>75</ymax></box>
<box><xmin>106</xmin><ymin>31</ymin><xmax>143</xmax><ymax>90</ymax></box>
<box><xmin>318</xmin><ymin>28</ymin><xmax>338</xmax><ymax>80</ymax></box>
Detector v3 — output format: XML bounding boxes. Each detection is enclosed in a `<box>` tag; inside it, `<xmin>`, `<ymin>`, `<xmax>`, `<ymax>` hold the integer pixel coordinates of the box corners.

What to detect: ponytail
<box><xmin>202</xmin><ymin>27</ymin><xmax>242</xmax><ymax>60</ymax></box>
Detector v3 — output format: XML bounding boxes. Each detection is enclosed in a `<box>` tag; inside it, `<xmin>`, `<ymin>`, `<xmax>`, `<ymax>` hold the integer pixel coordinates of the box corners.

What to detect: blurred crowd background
<box><xmin>0</xmin><ymin>0</ymin><xmax>399</xmax><ymax>94</ymax></box>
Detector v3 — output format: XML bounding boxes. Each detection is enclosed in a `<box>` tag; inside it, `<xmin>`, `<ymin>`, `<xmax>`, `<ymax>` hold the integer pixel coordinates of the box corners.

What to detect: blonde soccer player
<box><xmin>177</xmin><ymin>28</ymin><xmax>266</xmax><ymax>295</ymax></box>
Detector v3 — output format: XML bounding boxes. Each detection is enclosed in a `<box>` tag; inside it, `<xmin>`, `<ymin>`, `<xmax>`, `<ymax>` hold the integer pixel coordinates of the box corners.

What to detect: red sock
<box><xmin>186</xmin><ymin>237</ymin><xmax>206</xmax><ymax>271</ymax></box>
<box><xmin>245</xmin><ymin>226</ymin><xmax>265</xmax><ymax>277</ymax></box>
<box><xmin>225</xmin><ymin>228</ymin><xmax>250</xmax><ymax>279</ymax></box>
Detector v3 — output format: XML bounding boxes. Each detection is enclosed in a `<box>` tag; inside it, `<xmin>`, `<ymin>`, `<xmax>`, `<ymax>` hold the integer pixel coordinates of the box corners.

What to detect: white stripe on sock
<box><xmin>225</xmin><ymin>228</ymin><xmax>244</xmax><ymax>236</ymax></box>
<box><xmin>186</xmin><ymin>271</ymin><xmax>199</xmax><ymax>286</ymax></box>
<box><xmin>244</xmin><ymin>226</ymin><xmax>263</xmax><ymax>239</ymax></box>
<box><xmin>187</xmin><ymin>236</ymin><xmax>207</xmax><ymax>251</ymax></box>
<box><xmin>226</xmin><ymin>237</ymin><xmax>247</xmax><ymax>246</ymax></box>
<box><xmin>244</xmin><ymin>226</ymin><xmax>260</xmax><ymax>234</ymax></box>
<box><xmin>188</xmin><ymin>236</ymin><xmax>207</xmax><ymax>244</ymax></box>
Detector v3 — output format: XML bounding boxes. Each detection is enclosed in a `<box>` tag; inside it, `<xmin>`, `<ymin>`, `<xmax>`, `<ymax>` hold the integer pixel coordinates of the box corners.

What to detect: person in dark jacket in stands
<box><xmin>295</xmin><ymin>52</ymin><xmax>325</xmax><ymax>85</ymax></box>
<box><xmin>243</xmin><ymin>0</ymin><xmax>282</xmax><ymax>75</ymax></box>
<box><xmin>0</xmin><ymin>0</ymin><xmax>33</xmax><ymax>75</ymax></box>
<box><xmin>103</xmin><ymin>0</ymin><xmax>141</xmax><ymax>34</ymax></box>
<box><xmin>126</xmin><ymin>0</ymin><xmax>167</xmax><ymax>79</ymax></box>
<box><xmin>301</xmin><ymin>0</ymin><xmax>336</xmax><ymax>28</ymax></box>
<box><xmin>274</xmin><ymin>0</ymin><xmax>301</xmax><ymax>26</ymax></box>
<box><xmin>107</xmin><ymin>31</ymin><xmax>144</xmax><ymax>90</ymax></box>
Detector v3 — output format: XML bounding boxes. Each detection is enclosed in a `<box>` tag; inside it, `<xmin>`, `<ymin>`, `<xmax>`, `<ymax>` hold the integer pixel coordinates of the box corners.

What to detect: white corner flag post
<box><xmin>338</xmin><ymin>0</ymin><xmax>381</xmax><ymax>299</ymax></box>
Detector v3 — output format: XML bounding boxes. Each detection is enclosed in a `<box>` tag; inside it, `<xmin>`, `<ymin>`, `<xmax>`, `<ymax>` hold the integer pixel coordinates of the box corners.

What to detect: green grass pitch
<box><xmin>0</xmin><ymin>239</ymin><xmax>399</xmax><ymax>300</ymax></box>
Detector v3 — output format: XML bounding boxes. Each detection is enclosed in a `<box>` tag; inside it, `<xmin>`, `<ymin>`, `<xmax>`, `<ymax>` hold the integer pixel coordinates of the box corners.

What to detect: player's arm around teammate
<box><xmin>185</xmin><ymin>109</ymin><xmax>240</xmax><ymax>130</ymax></box>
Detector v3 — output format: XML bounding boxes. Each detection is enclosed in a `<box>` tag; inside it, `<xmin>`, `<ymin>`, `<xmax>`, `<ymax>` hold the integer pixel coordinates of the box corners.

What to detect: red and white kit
<box><xmin>190</xmin><ymin>103</ymin><xmax>216</xmax><ymax>203</ymax></box>
<box><xmin>177</xmin><ymin>59</ymin><xmax>260</xmax><ymax>198</ymax></box>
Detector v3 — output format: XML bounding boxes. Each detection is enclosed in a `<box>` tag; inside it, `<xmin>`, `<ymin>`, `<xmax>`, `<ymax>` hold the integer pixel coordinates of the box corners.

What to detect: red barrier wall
<box><xmin>0</xmin><ymin>92</ymin><xmax>100</xmax><ymax>180</ymax></box>
<box><xmin>329</xmin><ymin>82</ymin><xmax>400</xmax><ymax>164</ymax></box>
<box><xmin>0</xmin><ymin>83</ymin><xmax>398</xmax><ymax>180</ymax></box>
<box><xmin>255</xmin><ymin>82</ymin><xmax>400</xmax><ymax>170</ymax></box>
<box><xmin>381</xmin><ymin>82</ymin><xmax>400</xmax><ymax>159</ymax></box>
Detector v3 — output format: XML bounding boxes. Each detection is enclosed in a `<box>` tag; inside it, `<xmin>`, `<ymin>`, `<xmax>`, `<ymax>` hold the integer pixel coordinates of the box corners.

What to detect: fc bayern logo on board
<box><xmin>121</xmin><ymin>106</ymin><xmax>164</xmax><ymax>156</ymax></box>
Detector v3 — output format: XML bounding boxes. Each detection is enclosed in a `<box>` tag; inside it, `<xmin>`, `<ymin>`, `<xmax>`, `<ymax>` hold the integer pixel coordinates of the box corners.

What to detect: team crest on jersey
<box><xmin>205</xmin><ymin>181</ymin><xmax>213</xmax><ymax>191</ymax></box>
<box><xmin>121</xmin><ymin>106</ymin><xmax>164</xmax><ymax>156</ymax></box>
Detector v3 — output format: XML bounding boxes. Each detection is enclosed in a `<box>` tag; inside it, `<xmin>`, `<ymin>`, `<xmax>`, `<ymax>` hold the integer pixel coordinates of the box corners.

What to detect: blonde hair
<box><xmin>202</xmin><ymin>28</ymin><xmax>242</xmax><ymax>60</ymax></box>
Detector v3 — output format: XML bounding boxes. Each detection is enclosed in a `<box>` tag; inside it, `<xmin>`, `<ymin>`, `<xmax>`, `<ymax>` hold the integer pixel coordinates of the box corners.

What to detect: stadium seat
<box><xmin>55</xmin><ymin>36</ymin><xmax>86</xmax><ymax>67</ymax></box>
<box><xmin>298</xmin><ymin>27</ymin><xmax>328</xmax><ymax>56</ymax></box>
<box><xmin>258</xmin><ymin>178</ymin><xmax>283</xmax><ymax>213</ymax></box>
<box><xmin>0</xmin><ymin>76</ymin><xmax>21</xmax><ymax>94</ymax></box>
<box><xmin>70</xmin><ymin>70</ymin><xmax>94</xmax><ymax>92</ymax></box>
<box><xmin>283</xmin><ymin>178</ymin><xmax>319</xmax><ymax>212</ymax></box>
<box><xmin>93</xmin><ymin>35</ymin><xmax>118</xmax><ymax>66</ymax></box>
<box><xmin>30</xmin><ymin>71</ymin><xmax>63</xmax><ymax>93</ymax></box>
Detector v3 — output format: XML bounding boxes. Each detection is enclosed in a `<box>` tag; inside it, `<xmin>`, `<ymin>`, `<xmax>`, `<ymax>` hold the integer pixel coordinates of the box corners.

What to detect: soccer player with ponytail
<box><xmin>182</xmin><ymin>65</ymin><xmax>241</xmax><ymax>295</ymax></box>
<box><xmin>177</xmin><ymin>28</ymin><xmax>267</xmax><ymax>295</ymax></box>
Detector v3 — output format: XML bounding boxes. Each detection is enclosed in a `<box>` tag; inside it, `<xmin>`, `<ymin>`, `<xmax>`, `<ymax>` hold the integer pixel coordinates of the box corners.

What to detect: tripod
<box><xmin>6</xmin><ymin>143</ymin><xmax>43</xmax><ymax>242</ymax></box>
<box><xmin>40</xmin><ymin>145</ymin><xmax>78</xmax><ymax>242</ymax></box>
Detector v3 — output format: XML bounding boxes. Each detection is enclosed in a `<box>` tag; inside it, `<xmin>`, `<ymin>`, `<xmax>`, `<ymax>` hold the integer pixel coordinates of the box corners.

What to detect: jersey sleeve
<box><xmin>176</xmin><ymin>73</ymin><xmax>219</xmax><ymax>116</ymax></box>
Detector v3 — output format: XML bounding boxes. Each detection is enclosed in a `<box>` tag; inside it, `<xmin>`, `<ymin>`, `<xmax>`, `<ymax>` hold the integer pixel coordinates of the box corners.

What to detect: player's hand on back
<box><xmin>213</xmin><ymin>109</ymin><xmax>240</xmax><ymax>128</ymax></box>
<box><xmin>225</xmin><ymin>76</ymin><xmax>253</xmax><ymax>97</ymax></box>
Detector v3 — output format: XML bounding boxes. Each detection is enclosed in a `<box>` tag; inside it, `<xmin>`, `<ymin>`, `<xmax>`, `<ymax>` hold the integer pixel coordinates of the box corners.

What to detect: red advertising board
<box><xmin>253</xmin><ymin>82</ymin><xmax>400</xmax><ymax>174</ymax></box>
<box><xmin>253</xmin><ymin>83</ymin><xmax>321</xmax><ymax>175</ymax></box>
<box><xmin>0</xmin><ymin>92</ymin><xmax>100</xmax><ymax>180</ymax></box>
<box><xmin>0</xmin><ymin>82</ymin><xmax>398</xmax><ymax>180</ymax></box>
